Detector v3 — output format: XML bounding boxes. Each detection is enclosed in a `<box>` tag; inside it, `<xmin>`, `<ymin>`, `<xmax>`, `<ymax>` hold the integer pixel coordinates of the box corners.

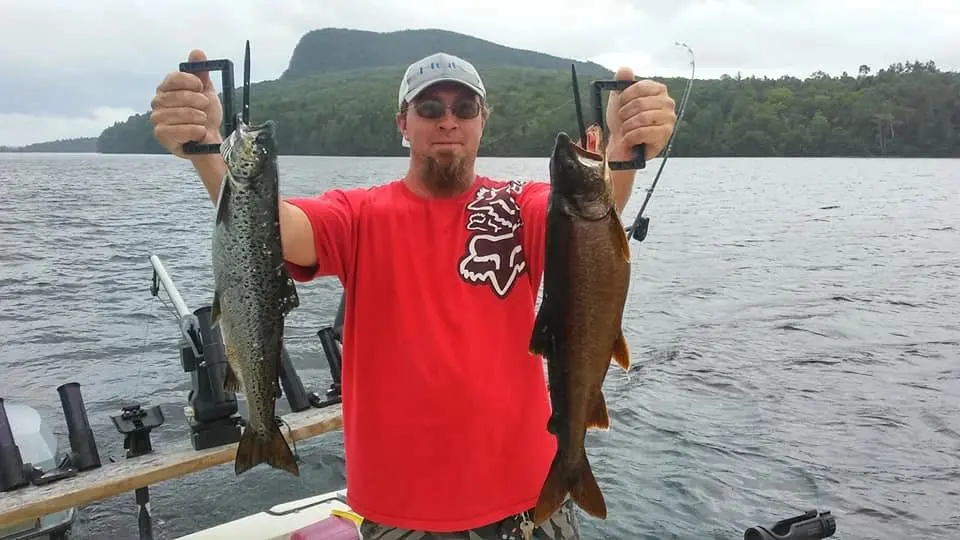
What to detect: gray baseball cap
<box><xmin>397</xmin><ymin>52</ymin><xmax>486</xmax><ymax>109</ymax></box>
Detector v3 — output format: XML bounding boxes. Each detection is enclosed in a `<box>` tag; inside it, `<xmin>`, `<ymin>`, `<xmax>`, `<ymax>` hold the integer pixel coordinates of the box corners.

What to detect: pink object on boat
<box><xmin>289</xmin><ymin>515</ymin><xmax>360</xmax><ymax>540</ymax></box>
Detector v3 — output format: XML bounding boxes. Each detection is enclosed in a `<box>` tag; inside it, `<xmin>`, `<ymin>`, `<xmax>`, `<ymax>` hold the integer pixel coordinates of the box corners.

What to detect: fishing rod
<box><xmin>178</xmin><ymin>40</ymin><xmax>253</xmax><ymax>155</ymax></box>
<box><xmin>573</xmin><ymin>46</ymin><xmax>841</xmax><ymax>540</ymax></box>
<box><xmin>572</xmin><ymin>41</ymin><xmax>696</xmax><ymax>243</ymax></box>
<box><xmin>623</xmin><ymin>41</ymin><xmax>696</xmax><ymax>243</ymax></box>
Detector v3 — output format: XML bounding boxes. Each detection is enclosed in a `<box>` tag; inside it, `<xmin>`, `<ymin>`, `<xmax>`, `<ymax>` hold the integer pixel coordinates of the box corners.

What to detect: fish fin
<box><xmin>215</xmin><ymin>174</ymin><xmax>230</xmax><ymax>225</ymax></box>
<box><xmin>570</xmin><ymin>452</ymin><xmax>607</xmax><ymax>519</ymax></box>
<box><xmin>276</xmin><ymin>265</ymin><xmax>300</xmax><ymax>316</ymax></box>
<box><xmin>612</xmin><ymin>330</ymin><xmax>630</xmax><ymax>371</ymax></box>
<box><xmin>533</xmin><ymin>451</ymin><xmax>607</xmax><ymax>524</ymax></box>
<box><xmin>234</xmin><ymin>423</ymin><xmax>300</xmax><ymax>477</ymax></box>
<box><xmin>586</xmin><ymin>391</ymin><xmax>610</xmax><ymax>430</ymax></box>
<box><xmin>532</xmin><ymin>453</ymin><xmax>569</xmax><ymax>524</ymax></box>
<box><xmin>610</xmin><ymin>208</ymin><xmax>631</xmax><ymax>263</ymax></box>
<box><xmin>211</xmin><ymin>290</ymin><xmax>222</xmax><ymax>327</ymax></box>
<box><xmin>223</xmin><ymin>363</ymin><xmax>243</xmax><ymax>393</ymax></box>
<box><xmin>222</xmin><ymin>337</ymin><xmax>245</xmax><ymax>393</ymax></box>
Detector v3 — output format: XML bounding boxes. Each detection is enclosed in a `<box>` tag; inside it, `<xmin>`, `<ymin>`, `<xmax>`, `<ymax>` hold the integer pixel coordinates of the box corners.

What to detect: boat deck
<box><xmin>0</xmin><ymin>404</ymin><xmax>343</xmax><ymax>529</ymax></box>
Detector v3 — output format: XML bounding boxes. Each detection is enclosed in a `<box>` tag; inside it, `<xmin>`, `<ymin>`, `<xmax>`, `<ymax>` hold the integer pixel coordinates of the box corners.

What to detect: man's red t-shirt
<box><xmin>284</xmin><ymin>176</ymin><xmax>557</xmax><ymax>532</ymax></box>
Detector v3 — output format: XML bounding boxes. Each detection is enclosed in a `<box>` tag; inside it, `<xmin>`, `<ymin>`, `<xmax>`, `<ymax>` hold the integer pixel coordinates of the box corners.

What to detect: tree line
<box><xmin>96</xmin><ymin>60</ymin><xmax>959</xmax><ymax>158</ymax></box>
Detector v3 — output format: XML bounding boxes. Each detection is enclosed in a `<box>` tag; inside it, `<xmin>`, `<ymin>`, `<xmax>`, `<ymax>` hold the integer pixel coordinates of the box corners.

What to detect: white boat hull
<box><xmin>176</xmin><ymin>488</ymin><xmax>355</xmax><ymax>540</ymax></box>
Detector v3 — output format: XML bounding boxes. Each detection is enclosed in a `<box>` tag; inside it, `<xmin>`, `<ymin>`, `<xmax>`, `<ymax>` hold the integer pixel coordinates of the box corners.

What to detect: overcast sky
<box><xmin>1</xmin><ymin>0</ymin><xmax>956</xmax><ymax>146</ymax></box>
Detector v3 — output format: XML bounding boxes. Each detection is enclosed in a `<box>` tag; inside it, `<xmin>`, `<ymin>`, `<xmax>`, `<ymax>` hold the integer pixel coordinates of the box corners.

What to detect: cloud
<box><xmin>0</xmin><ymin>0</ymin><xmax>957</xmax><ymax>146</ymax></box>
<box><xmin>0</xmin><ymin>107</ymin><xmax>138</xmax><ymax>147</ymax></box>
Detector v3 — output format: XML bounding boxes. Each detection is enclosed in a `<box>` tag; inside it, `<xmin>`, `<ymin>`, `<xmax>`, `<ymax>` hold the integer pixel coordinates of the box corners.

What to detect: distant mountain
<box><xmin>98</xmin><ymin>27</ymin><xmax>617</xmax><ymax>156</ymax></box>
<box><xmin>94</xmin><ymin>27</ymin><xmax>960</xmax><ymax>158</ymax></box>
<box><xmin>0</xmin><ymin>137</ymin><xmax>98</xmax><ymax>153</ymax></box>
<box><xmin>281</xmin><ymin>27</ymin><xmax>611</xmax><ymax>80</ymax></box>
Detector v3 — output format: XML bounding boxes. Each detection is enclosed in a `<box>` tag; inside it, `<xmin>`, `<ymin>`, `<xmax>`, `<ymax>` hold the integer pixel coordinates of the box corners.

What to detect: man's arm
<box><xmin>606</xmin><ymin>137</ymin><xmax>638</xmax><ymax>215</ymax></box>
<box><xmin>609</xmin><ymin>169</ymin><xmax>636</xmax><ymax>215</ymax></box>
<box><xmin>191</xmin><ymin>155</ymin><xmax>317</xmax><ymax>268</ymax></box>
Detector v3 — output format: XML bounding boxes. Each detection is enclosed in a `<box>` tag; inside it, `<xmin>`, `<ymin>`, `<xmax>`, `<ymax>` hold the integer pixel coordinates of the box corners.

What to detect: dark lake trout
<box><xmin>211</xmin><ymin>118</ymin><xmax>301</xmax><ymax>476</ymax></box>
<box><xmin>529</xmin><ymin>128</ymin><xmax>631</xmax><ymax>525</ymax></box>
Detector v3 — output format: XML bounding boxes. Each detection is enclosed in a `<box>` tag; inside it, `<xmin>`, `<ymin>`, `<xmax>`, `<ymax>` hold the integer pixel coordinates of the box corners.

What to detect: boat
<box><xmin>175</xmin><ymin>488</ymin><xmax>359</xmax><ymax>539</ymax></box>
<box><xmin>173</xmin><ymin>487</ymin><xmax>838</xmax><ymax>540</ymax></box>
<box><xmin>0</xmin><ymin>393</ymin><xmax>838</xmax><ymax>540</ymax></box>
<box><xmin>0</xmin><ymin>254</ymin><xmax>838</xmax><ymax>540</ymax></box>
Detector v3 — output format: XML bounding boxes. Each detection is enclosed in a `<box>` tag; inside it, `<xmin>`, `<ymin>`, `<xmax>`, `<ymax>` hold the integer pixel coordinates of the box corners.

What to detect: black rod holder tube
<box><xmin>0</xmin><ymin>398</ymin><xmax>28</xmax><ymax>491</ymax></box>
<box><xmin>279</xmin><ymin>347</ymin><xmax>311</xmax><ymax>412</ymax></box>
<box><xmin>333</xmin><ymin>292</ymin><xmax>346</xmax><ymax>341</ymax></box>
<box><xmin>57</xmin><ymin>382</ymin><xmax>101</xmax><ymax>471</ymax></box>
<box><xmin>191</xmin><ymin>306</ymin><xmax>240</xmax><ymax>421</ymax></box>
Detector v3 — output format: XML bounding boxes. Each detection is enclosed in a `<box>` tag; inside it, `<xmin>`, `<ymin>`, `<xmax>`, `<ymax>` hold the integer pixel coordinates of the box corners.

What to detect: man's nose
<box><xmin>437</xmin><ymin>108</ymin><xmax>458</xmax><ymax>129</ymax></box>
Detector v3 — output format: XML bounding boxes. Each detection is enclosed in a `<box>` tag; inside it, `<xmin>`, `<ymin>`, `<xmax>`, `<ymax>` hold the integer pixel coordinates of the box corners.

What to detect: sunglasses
<box><xmin>410</xmin><ymin>98</ymin><xmax>481</xmax><ymax>120</ymax></box>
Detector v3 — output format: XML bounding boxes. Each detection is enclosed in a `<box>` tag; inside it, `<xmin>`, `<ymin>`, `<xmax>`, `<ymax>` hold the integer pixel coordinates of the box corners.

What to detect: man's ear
<box><xmin>395</xmin><ymin>112</ymin><xmax>406</xmax><ymax>135</ymax></box>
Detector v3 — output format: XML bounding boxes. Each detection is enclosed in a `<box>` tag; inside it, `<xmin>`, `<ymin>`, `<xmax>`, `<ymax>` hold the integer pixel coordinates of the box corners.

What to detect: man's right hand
<box><xmin>150</xmin><ymin>49</ymin><xmax>224</xmax><ymax>159</ymax></box>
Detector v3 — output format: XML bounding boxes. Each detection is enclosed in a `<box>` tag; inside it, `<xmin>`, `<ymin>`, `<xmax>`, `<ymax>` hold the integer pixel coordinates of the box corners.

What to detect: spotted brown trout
<box><xmin>529</xmin><ymin>126</ymin><xmax>631</xmax><ymax>524</ymax></box>
<box><xmin>211</xmin><ymin>117</ymin><xmax>300</xmax><ymax>476</ymax></box>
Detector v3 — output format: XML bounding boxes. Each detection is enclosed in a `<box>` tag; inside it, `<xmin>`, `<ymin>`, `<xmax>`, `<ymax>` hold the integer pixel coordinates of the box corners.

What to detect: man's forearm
<box><xmin>192</xmin><ymin>153</ymin><xmax>316</xmax><ymax>268</ymax></box>
<box><xmin>192</xmin><ymin>155</ymin><xmax>227</xmax><ymax>204</ymax></box>
<box><xmin>610</xmin><ymin>169</ymin><xmax>636</xmax><ymax>215</ymax></box>
<box><xmin>606</xmin><ymin>137</ymin><xmax>638</xmax><ymax>214</ymax></box>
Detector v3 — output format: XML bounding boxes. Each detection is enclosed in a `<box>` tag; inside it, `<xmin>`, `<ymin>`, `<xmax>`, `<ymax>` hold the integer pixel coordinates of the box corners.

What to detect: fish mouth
<box><xmin>246</xmin><ymin>120</ymin><xmax>278</xmax><ymax>152</ymax></box>
<box><xmin>222</xmin><ymin>118</ymin><xmax>278</xmax><ymax>179</ymax></box>
<box><xmin>551</xmin><ymin>131</ymin><xmax>603</xmax><ymax>180</ymax></box>
<box><xmin>553</xmin><ymin>131</ymin><xmax>603</xmax><ymax>165</ymax></box>
<box><xmin>239</xmin><ymin>119</ymin><xmax>276</xmax><ymax>144</ymax></box>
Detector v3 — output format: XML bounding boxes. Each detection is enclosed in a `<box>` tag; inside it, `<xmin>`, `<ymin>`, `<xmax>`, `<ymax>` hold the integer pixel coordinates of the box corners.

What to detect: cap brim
<box><xmin>403</xmin><ymin>77</ymin><xmax>484</xmax><ymax>104</ymax></box>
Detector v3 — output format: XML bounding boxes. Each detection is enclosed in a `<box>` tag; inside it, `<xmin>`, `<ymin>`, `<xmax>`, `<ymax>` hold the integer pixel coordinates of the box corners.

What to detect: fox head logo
<box><xmin>458</xmin><ymin>181</ymin><xmax>527</xmax><ymax>298</ymax></box>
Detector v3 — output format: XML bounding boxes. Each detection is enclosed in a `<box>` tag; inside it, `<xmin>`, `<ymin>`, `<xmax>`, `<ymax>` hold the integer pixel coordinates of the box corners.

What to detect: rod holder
<box><xmin>185</xmin><ymin>306</ymin><xmax>241</xmax><ymax>421</ymax></box>
<box><xmin>0</xmin><ymin>398</ymin><xmax>29</xmax><ymax>491</ymax></box>
<box><xmin>111</xmin><ymin>404</ymin><xmax>164</xmax><ymax>459</ymax></box>
<box><xmin>181</xmin><ymin>305</ymin><xmax>243</xmax><ymax>450</ymax></box>
<box><xmin>279</xmin><ymin>347</ymin><xmax>311</xmax><ymax>412</ymax></box>
<box><xmin>313</xmin><ymin>327</ymin><xmax>343</xmax><ymax>408</ymax></box>
<box><xmin>744</xmin><ymin>509</ymin><xmax>837</xmax><ymax>540</ymax></box>
<box><xmin>57</xmin><ymin>382</ymin><xmax>101</xmax><ymax>471</ymax></box>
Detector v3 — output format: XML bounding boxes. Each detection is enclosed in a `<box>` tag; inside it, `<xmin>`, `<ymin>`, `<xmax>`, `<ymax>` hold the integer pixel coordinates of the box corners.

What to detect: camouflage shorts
<box><xmin>358</xmin><ymin>499</ymin><xmax>580</xmax><ymax>540</ymax></box>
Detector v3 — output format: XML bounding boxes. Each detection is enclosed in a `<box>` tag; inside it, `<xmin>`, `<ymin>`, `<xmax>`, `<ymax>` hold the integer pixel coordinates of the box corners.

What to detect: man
<box><xmin>151</xmin><ymin>49</ymin><xmax>676</xmax><ymax>539</ymax></box>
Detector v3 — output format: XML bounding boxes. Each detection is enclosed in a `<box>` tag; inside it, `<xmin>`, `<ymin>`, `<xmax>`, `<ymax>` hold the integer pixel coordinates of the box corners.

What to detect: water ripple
<box><xmin>0</xmin><ymin>154</ymin><xmax>958</xmax><ymax>539</ymax></box>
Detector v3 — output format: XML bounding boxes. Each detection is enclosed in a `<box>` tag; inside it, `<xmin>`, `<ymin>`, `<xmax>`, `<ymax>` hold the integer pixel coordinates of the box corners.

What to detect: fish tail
<box><xmin>235</xmin><ymin>422</ymin><xmax>300</xmax><ymax>477</ymax></box>
<box><xmin>532</xmin><ymin>453</ymin><xmax>569</xmax><ymax>524</ymax></box>
<box><xmin>532</xmin><ymin>450</ymin><xmax>607</xmax><ymax>524</ymax></box>
<box><xmin>570</xmin><ymin>451</ymin><xmax>606</xmax><ymax>519</ymax></box>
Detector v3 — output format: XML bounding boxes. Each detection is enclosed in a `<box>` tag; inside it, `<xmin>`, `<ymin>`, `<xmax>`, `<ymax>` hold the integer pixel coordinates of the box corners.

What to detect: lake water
<box><xmin>0</xmin><ymin>153</ymin><xmax>958</xmax><ymax>539</ymax></box>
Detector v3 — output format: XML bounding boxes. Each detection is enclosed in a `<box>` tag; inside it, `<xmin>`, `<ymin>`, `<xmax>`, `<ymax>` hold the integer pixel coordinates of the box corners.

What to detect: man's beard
<box><xmin>422</xmin><ymin>150</ymin><xmax>473</xmax><ymax>197</ymax></box>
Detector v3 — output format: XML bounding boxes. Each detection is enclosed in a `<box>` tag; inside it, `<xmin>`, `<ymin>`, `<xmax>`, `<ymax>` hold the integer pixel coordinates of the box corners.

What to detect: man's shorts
<box><xmin>358</xmin><ymin>499</ymin><xmax>580</xmax><ymax>539</ymax></box>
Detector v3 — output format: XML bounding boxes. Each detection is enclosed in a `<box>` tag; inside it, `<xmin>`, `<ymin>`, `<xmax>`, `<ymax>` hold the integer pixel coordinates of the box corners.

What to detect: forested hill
<box><xmin>1</xmin><ymin>137</ymin><xmax>97</xmax><ymax>153</ymax></box>
<box><xmin>281</xmin><ymin>28</ymin><xmax>611</xmax><ymax>80</ymax></box>
<box><xmin>95</xmin><ymin>28</ymin><xmax>960</xmax><ymax>157</ymax></box>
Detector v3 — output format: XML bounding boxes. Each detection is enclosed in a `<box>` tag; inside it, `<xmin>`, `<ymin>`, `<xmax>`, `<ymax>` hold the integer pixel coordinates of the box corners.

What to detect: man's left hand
<box><xmin>605</xmin><ymin>66</ymin><xmax>677</xmax><ymax>162</ymax></box>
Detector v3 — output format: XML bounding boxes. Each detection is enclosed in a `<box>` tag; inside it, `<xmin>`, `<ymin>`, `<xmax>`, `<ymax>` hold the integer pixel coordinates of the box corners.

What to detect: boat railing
<box><xmin>0</xmin><ymin>254</ymin><xmax>346</xmax><ymax>540</ymax></box>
